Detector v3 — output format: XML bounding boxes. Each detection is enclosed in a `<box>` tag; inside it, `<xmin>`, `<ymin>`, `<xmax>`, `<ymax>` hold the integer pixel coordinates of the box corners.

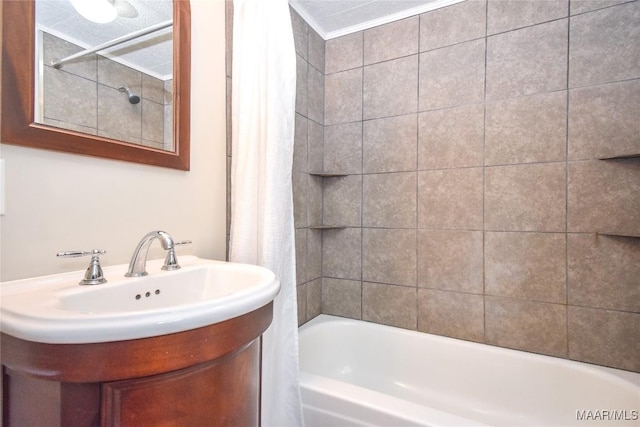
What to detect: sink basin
<box><xmin>0</xmin><ymin>256</ymin><xmax>280</xmax><ymax>344</ymax></box>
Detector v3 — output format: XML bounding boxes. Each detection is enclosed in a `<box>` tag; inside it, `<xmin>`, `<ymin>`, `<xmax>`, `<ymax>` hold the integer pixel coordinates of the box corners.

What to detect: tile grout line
<box><xmin>360</xmin><ymin>30</ymin><xmax>365</xmax><ymax>322</ymax></box>
<box><xmin>415</xmin><ymin>12</ymin><xmax>421</xmax><ymax>332</ymax></box>
<box><xmin>565</xmin><ymin>3</ymin><xmax>572</xmax><ymax>358</ymax></box>
<box><xmin>482</xmin><ymin>0</ymin><xmax>489</xmax><ymax>345</ymax></box>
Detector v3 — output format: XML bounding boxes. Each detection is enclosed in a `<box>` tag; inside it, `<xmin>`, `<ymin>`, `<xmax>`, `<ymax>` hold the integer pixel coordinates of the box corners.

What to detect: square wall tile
<box><xmin>568</xmin><ymin>80</ymin><xmax>640</xmax><ymax>160</ymax></box>
<box><xmin>486</xmin><ymin>19</ymin><xmax>568</xmax><ymax>101</ymax></box>
<box><xmin>308</xmin><ymin>120</ymin><xmax>324</xmax><ymax>173</ymax></box>
<box><xmin>306</xmin><ymin>278</ymin><xmax>322</xmax><ymax>320</ymax></box>
<box><xmin>419</xmin><ymin>0</ymin><xmax>486</xmax><ymax>51</ymax></box>
<box><xmin>485</xmin><ymin>163</ymin><xmax>566</xmax><ymax>232</ymax></box>
<box><xmin>568</xmin><ymin>234</ymin><xmax>640</xmax><ymax>313</ymax></box>
<box><xmin>43</xmin><ymin>117</ymin><xmax>96</xmax><ymax>136</ymax></box>
<box><xmin>323</xmin><ymin>175</ymin><xmax>362</xmax><ymax>227</ymax></box>
<box><xmin>485</xmin><ymin>232</ymin><xmax>567</xmax><ymax>303</ymax></box>
<box><xmin>363</xmin><ymin>172</ymin><xmax>417</xmax><ymax>228</ymax></box>
<box><xmin>485</xmin><ymin>91</ymin><xmax>567</xmax><ymax>166</ymax></box>
<box><xmin>486</xmin><ymin>296</ymin><xmax>567</xmax><ymax>357</ymax></box>
<box><xmin>569</xmin><ymin>2</ymin><xmax>640</xmax><ymax>88</ymax></box>
<box><xmin>308</xmin><ymin>28</ymin><xmax>325</xmax><ymax>73</ymax></box>
<box><xmin>308</xmin><ymin>66</ymin><xmax>324</xmax><ymax>124</ymax></box>
<box><xmin>364</xmin><ymin>16</ymin><xmax>419</xmax><ymax>65</ymax></box>
<box><xmin>418</xmin><ymin>168</ymin><xmax>484</xmax><ymax>230</ymax></box>
<box><xmin>141</xmin><ymin>74</ymin><xmax>165</xmax><ymax>104</ymax></box>
<box><xmin>419</xmin><ymin>39</ymin><xmax>485</xmax><ymax>111</ymax></box>
<box><xmin>44</xmin><ymin>68</ymin><xmax>97</xmax><ymax>128</ymax></box>
<box><xmin>326</xmin><ymin>31</ymin><xmax>363</xmax><ymax>74</ymax></box>
<box><xmin>307</xmin><ymin>175</ymin><xmax>323</xmax><ymax>226</ymax></box>
<box><xmin>323</xmin><ymin>228</ymin><xmax>362</xmax><ymax>280</ymax></box>
<box><xmin>487</xmin><ymin>0</ymin><xmax>568</xmax><ymax>35</ymax></box>
<box><xmin>417</xmin><ymin>230</ymin><xmax>483</xmax><ymax>294</ymax></box>
<box><xmin>43</xmin><ymin>33</ymin><xmax>96</xmax><ymax>81</ymax></box>
<box><xmin>570</xmin><ymin>0</ymin><xmax>632</xmax><ymax>15</ymax></box>
<box><xmin>306</xmin><ymin>229</ymin><xmax>322</xmax><ymax>282</ymax></box>
<box><xmin>418</xmin><ymin>289</ymin><xmax>484</xmax><ymax>342</ymax></box>
<box><xmin>324</xmin><ymin>122</ymin><xmax>362</xmax><ymax>174</ymax></box>
<box><xmin>293</xmin><ymin>114</ymin><xmax>308</xmax><ymax>172</ymax></box>
<box><xmin>569</xmin><ymin>306</ymin><xmax>640</xmax><ymax>372</ymax></box>
<box><xmin>297</xmin><ymin>283</ymin><xmax>307</xmax><ymax>326</ymax></box>
<box><xmin>325</xmin><ymin>69</ymin><xmax>362</xmax><ymax>125</ymax></box>
<box><xmin>98</xmin><ymin>57</ymin><xmax>141</xmax><ymax>91</ymax></box>
<box><xmin>322</xmin><ymin>278</ymin><xmax>362</xmax><ymax>319</ymax></box>
<box><xmin>568</xmin><ymin>160</ymin><xmax>640</xmax><ymax>235</ymax></box>
<box><xmin>363</xmin><ymin>228</ymin><xmax>417</xmax><ymax>286</ymax></box>
<box><xmin>364</xmin><ymin>55</ymin><xmax>418</xmax><ymax>120</ymax></box>
<box><xmin>363</xmin><ymin>114</ymin><xmax>417</xmax><ymax>173</ymax></box>
<box><xmin>141</xmin><ymin>101</ymin><xmax>164</xmax><ymax>143</ymax></box>
<box><xmin>292</xmin><ymin>172</ymin><xmax>307</xmax><ymax>228</ymax></box>
<box><xmin>295</xmin><ymin>228</ymin><xmax>307</xmax><ymax>285</ymax></box>
<box><xmin>291</xmin><ymin>7</ymin><xmax>308</xmax><ymax>60</ymax></box>
<box><xmin>163</xmin><ymin>104</ymin><xmax>173</xmax><ymax>150</ymax></box>
<box><xmin>295</xmin><ymin>55</ymin><xmax>308</xmax><ymax>116</ymax></box>
<box><xmin>418</xmin><ymin>103</ymin><xmax>484</xmax><ymax>170</ymax></box>
<box><xmin>97</xmin><ymin>86</ymin><xmax>141</xmax><ymax>144</ymax></box>
<box><xmin>363</xmin><ymin>282</ymin><xmax>417</xmax><ymax>329</ymax></box>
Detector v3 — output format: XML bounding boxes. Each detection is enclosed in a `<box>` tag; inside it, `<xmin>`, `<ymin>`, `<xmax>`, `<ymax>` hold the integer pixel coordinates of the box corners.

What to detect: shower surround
<box><xmin>41</xmin><ymin>33</ymin><xmax>173</xmax><ymax>150</ymax></box>
<box><xmin>291</xmin><ymin>0</ymin><xmax>640</xmax><ymax>373</ymax></box>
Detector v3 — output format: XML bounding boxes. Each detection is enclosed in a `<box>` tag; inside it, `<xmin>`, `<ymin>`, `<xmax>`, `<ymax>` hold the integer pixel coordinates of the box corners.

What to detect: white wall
<box><xmin>0</xmin><ymin>0</ymin><xmax>227</xmax><ymax>281</ymax></box>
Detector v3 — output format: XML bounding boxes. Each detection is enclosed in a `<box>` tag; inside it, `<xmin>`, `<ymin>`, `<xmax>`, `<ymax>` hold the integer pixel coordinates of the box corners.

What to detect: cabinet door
<box><xmin>101</xmin><ymin>340</ymin><xmax>260</xmax><ymax>427</ymax></box>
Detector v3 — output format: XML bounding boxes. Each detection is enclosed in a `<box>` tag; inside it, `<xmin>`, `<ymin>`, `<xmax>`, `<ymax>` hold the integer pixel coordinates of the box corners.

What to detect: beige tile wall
<box><xmin>42</xmin><ymin>33</ymin><xmax>171</xmax><ymax>150</ymax></box>
<box><xmin>290</xmin><ymin>9</ymin><xmax>325</xmax><ymax>324</ymax></box>
<box><xmin>290</xmin><ymin>0</ymin><xmax>640</xmax><ymax>372</ymax></box>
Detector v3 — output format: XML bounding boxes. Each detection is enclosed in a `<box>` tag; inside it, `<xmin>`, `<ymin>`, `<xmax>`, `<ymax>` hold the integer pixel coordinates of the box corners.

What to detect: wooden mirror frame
<box><xmin>1</xmin><ymin>0</ymin><xmax>191</xmax><ymax>170</ymax></box>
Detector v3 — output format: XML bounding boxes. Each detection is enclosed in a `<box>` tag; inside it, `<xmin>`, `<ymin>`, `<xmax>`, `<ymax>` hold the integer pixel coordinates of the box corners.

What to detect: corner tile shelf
<box><xmin>309</xmin><ymin>172</ymin><xmax>350</xmax><ymax>177</ymax></box>
<box><xmin>598</xmin><ymin>154</ymin><xmax>640</xmax><ymax>160</ymax></box>
<box><xmin>308</xmin><ymin>172</ymin><xmax>351</xmax><ymax>230</ymax></box>
<box><xmin>596</xmin><ymin>232</ymin><xmax>640</xmax><ymax>238</ymax></box>
<box><xmin>596</xmin><ymin>154</ymin><xmax>639</xmax><ymax>237</ymax></box>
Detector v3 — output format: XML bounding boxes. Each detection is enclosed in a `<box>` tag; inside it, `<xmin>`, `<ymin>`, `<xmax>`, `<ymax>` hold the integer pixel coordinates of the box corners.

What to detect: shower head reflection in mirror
<box><xmin>118</xmin><ymin>86</ymin><xmax>141</xmax><ymax>104</ymax></box>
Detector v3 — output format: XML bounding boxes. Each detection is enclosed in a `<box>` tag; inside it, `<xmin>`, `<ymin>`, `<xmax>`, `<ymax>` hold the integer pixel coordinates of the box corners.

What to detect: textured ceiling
<box><xmin>36</xmin><ymin>0</ymin><xmax>173</xmax><ymax>80</ymax></box>
<box><xmin>290</xmin><ymin>0</ymin><xmax>465</xmax><ymax>39</ymax></box>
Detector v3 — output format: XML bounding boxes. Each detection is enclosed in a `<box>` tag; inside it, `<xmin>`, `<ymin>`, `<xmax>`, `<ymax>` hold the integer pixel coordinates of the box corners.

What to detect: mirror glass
<box><xmin>1</xmin><ymin>0</ymin><xmax>190</xmax><ymax>170</ymax></box>
<box><xmin>35</xmin><ymin>0</ymin><xmax>174</xmax><ymax>151</ymax></box>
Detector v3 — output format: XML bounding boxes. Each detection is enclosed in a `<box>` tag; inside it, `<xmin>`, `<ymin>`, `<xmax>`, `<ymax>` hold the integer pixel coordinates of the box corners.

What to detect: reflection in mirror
<box><xmin>35</xmin><ymin>0</ymin><xmax>174</xmax><ymax>151</ymax></box>
<box><xmin>1</xmin><ymin>0</ymin><xmax>191</xmax><ymax>170</ymax></box>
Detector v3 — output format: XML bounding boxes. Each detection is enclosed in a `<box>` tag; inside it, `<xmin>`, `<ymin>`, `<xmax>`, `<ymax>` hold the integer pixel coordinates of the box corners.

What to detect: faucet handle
<box><xmin>57</xmin><ymin>249</ymin><xmax>107</xmax><ymax>285</ymax></box>
<box><xmin>162</xmin><ymin>240</ymin><xmax>191</xmax><ymax>271</ymax></box>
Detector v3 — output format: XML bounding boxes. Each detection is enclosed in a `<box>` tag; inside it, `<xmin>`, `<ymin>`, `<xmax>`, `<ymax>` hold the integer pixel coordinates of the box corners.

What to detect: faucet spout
<box><xmin>125</xmin><ymin>231</ymin><xmax>174</xmax><ymax>277</ymax></box>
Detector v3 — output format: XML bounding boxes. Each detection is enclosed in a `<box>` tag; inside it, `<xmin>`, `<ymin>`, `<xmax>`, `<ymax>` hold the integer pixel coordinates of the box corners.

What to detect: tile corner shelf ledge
<box><xmin>309</xmin><ymin>172</ymin><xmax>350</xmax><ymax>177</ymax></box>
<box><xmin>598</xmin><ymin>154</ymin><xmax>640</xmax><ymax>160</ymax></box>
<box><xmin>596</xmin><ymin>232</ymin><xmax>640</xmax><ymax>239</ymax></box>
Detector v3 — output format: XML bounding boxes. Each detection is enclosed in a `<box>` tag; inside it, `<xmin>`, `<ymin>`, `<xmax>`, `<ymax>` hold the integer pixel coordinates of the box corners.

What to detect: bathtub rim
<box><xmin>298</xmin><ymin>314</ymin><xmax>640</xmax><ymax>387</ymax></box>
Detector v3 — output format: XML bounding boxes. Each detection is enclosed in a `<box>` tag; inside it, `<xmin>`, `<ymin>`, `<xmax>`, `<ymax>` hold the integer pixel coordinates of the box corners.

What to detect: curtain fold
<box><xmin>229</xmin><ymin>0</ymin><xmax>303</xmax><ymax>426</ymax></box>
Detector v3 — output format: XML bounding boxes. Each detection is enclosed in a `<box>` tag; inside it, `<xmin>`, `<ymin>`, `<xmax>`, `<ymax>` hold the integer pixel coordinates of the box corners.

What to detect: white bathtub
<box><xmin>298</xmin><ymin>315</ymin><xmax>640</xmax><ymax>427</ymax></box>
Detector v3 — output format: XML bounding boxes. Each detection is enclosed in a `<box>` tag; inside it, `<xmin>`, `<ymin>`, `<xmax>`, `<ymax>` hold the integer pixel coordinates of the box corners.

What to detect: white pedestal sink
<box><xmin>0</xmin><ymin>256</ymin><xmax>280</xmax><ymax>343</ymax></box>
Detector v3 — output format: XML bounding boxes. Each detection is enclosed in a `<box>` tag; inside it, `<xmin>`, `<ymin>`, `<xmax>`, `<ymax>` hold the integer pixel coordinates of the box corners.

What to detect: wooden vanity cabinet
<box><xmin>1</xmin><ymin>303</ymin><xmax>272</xmax><ymax>427</ymax></box>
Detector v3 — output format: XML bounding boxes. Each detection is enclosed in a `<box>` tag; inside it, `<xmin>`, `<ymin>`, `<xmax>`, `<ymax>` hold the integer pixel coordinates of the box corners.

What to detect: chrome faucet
<box><xmin>125</xmin><ymin>230</ymin><xmax>178</xmax><ymax>277</ymax></box>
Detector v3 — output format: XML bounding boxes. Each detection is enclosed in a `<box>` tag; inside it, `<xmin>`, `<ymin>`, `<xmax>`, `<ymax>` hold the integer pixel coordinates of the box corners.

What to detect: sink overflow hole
<box><xmin>134</xmin><ymin>290</ymin><xmax>161</xmax><ymax>301</ymax></box>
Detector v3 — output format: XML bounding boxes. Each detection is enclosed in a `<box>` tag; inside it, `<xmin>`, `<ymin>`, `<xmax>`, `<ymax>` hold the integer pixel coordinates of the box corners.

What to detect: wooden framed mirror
<box><xmin>1</xmin><ymin>0</ymin><xmax>191</xmax><ymax>170</ymax></box>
